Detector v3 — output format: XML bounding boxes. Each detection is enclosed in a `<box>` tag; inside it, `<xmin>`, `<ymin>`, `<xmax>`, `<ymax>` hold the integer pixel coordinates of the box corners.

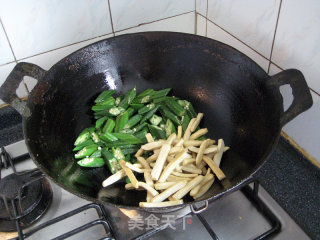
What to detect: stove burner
<box><xmin>0</xmin><ymin>169</ymin><xmax>53</xmax><ymax>232</ymax></box>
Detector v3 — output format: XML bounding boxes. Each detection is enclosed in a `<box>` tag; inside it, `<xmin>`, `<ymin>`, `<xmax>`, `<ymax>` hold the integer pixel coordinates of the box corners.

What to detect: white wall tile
<box><xmin>110</xmin><ymin>0</ymin><xmax>194</xmax><ymax>32</ymax></box>
<box><xmin>207</xmin><ymin>21</ymin><xmax>269</xmax><ymax>72</ymax></box>
<box><xmin>0</xmin><ymin>0</ymin><xmax>112</xmax><ymax>60</ymax></box>
<box><xmin>207</xmin><ymin>0</ymin><xmax>280</xmax><ymax>59</ymax></box>
<box><xmin>196</xmin><ymin>14</ymin><xmax>206</xmax><ymax>37</ymax></box>
<box><xmin>196</xmin><ymin>0</ymin><xmax>207</xmax><ymax>17</ymax></box>
<box><xmin>269</xmin><ymin>64</ymin><xmax>320</xmax><ymax>163</ymax></box>
<box><xmin>0</xmin><ymin>63</ymin><xmax>28</xmax><ymax>105</ymax></box>
<box><xmin>115</xmin><ymin>12</ymin><xmax>195</xmax><ymax>36</ymax></box>
<box><xmin>0</xmin><ymin>23</ymin><xmax>14</xmax><ymax>65</ymax></box>
<box><xmin>272</xmin><ymin>0</ymin><xmax>320</xmax><ymax>94</ymax></box>
<box><xmin>21</xmin><ymin>34</ymin><xmax>113</xmax><ymax>92</ymax></box>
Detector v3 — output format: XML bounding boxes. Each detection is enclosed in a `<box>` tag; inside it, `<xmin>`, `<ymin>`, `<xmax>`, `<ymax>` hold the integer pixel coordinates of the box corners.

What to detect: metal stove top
<box><xmin>0</xmin><ymin>140</ymin><xmax>310</xmax><ymax>240</ymax></box>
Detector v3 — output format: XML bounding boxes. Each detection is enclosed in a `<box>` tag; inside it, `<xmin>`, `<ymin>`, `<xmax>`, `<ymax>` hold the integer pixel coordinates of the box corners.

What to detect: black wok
<box><xmin>0</xmin><ymin>32</ymin><xmax>313</xmax><ymax>213</ymax></box>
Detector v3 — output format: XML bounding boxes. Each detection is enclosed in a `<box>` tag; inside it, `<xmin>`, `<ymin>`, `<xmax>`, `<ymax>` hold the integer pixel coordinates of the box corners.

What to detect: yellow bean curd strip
<box><xmin>213</xmin><ymin>139</ymin><xmax>225</xmax><ymax>167</ymax></box>
<box><xmin>203</xmin><ymin>156</ymin><xmax>226</xmax><ymax>180</ymax></box>
<box><xmin>177</xmin><ymin>126</ymin><xmax>182</xmax><ymax>140</ymax></box>
<box><xmin>102</xmin><ymin>169</ymin><xmax>125</xmax><ymax>187</ymax></box>
<box><xmin>190</xmin><ymin>174</ymin><xmax>214</xmax><ymax>196</ymax></box>
<box><xmin>172</xmin><ymin>175</ymin><xmax>204</xmax><ymax>200</ymax></box>
<box><xmin>141</xmin><ymin>140</ymin><xmax>165</xmax><ymax>151</ymax></box>
<box><xmin>151</xmin><ymin>134</ymin><xmax>176</xmax><ymax>180</ymax></box>
<box><xmin>190</xmin><ymin>113</ymin><xmax>204</xmax><ymax>132</ymax></box>
<box><xmin>137</xmin><ymin>156</ymin><xmax>151</xmax><ymax>169</ymax></box>
<box><xmin>158</xmin><ymin>150</ymin><xmax>188</xmax><ymax>183</ymax></box>
<box><xmin>146</xmin><ymin>133</ymin><xmax>154</xmax><ymax>143</ymax></box>
<box><xmin>137</xmin><ymin>182</ymin><xmax>159</xmax><ymax>196</ymax></box>
<box><xmin>190</xmin><ymin>128</ymin><xmax>208</xmax><ymax>140</ymax></box>
<box><xmin>154</xmin><ymin>182</ymin><xmax>176</xmax><ymax>190</ymax></box>
<box><xmin>139</xmin><ymin>200</ymin><xmax>183</xmax><ymax>208</ymax></box>
<box><xmin>119</xmin><ymin>160</ymin><xmax>139</xmax><ymax>188</ymax></box>
<box><xmin>194</xmin><ymin>179</ymin><xmax>215</xmax><ymax>199</ymax></box>
<box><xmin>151</xmin><ymin>181</ymin><xmax>188</xmax><ymax>203</ymax></box>
<box><xmin>183</xmin><ymin>118</ymin><xmax>196</xmax><ymax>141</ymax></box>
<box><xmin>181</xmin><ymin>164</ymin><xmax>202</xmax><ymax>174</ymax></box>
<box><xmin>196</xmin><ymin>139</ymin><xmax>211</xmax><ymax>166</ymax></box>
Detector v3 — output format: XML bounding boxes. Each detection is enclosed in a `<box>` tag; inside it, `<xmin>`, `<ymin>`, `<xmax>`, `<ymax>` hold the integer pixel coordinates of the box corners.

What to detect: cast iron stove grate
<box><xmin>0</xmin><ymin>145</ymin><xmax>281</xmax><ymax>240</ymax></box>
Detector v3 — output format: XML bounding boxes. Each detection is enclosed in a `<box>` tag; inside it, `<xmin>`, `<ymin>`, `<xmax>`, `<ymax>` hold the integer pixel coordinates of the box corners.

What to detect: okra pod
<box><xmin>124</xmin><ymin>114</ymin><xmax>142</xmax><ymax>129</ymax></box>
<box><xmin>95</xmin><ymin>116</ymin><xmax>108</xmax><ymax>129</ymax></box>
<box><xmin>132</xmin><ymin>89</ymin><xmax>155</xmax><ymax>104</ymax></box>
<box><xmin>95</xmin><ymin>96</ymin><xmax>115</xmax><ymax>106</ymax></box>
<box><xmin>73</xmin><ymin>139</ymin><xmax>94</xmax><ymax>151</ymax></box>
<box><xmin>112</xmin><ymin>133</ymin><xmax>142</xmax><ymax>144</ymax></box>
<box><xmin>149</xmin><ymin>114</ymin><xmax>162</xmax><ymax>126</ymax></box>
<box><xmin>100</xmin><ymin>132</ymin><xmax>118</xmax><ymax>142</ymax></box>
<box><xmin>178</xmin><ymin>100</ymin><xmax>197</xmax><ymax>118</ymax></box>
<box><xmin>165</xmin><ymin>99</ymin><xmax>185</xmax><ymax>117</ymax></box>
<box><xmin>121</xmin><ymin>147</ymin><xmax>139</xmax><ymax>155</ymax></box>
<box><xmin>94</xmin><ymin>90</ymin><xmax>115</xmax><ymax>103</ymax></box>
<box><xmin>151</xmin><ymin>88</ymin><xmax>171</xmax><ymax>99</ymax></box>
<box><xmin>90</xmin><ymin>149</ymin><xmax>102</xmax><ymax>158</ymax></box>
<box><xmin>112</xmin><ymin>147</ymin><xmax>126</xmax><ymax>161</ymax></box>
<box><xmin>115</xmin><ymin>96</ymin><xmax>122</xmax><ymax>106</ymax></box>
<box><xmin>91</xmin><ymin>104</ymin><xmax>114</xmax><ymax>112</ymax></box>
<box><xmin>140</xmin><ymin>105</ymin><xmax>160</xmax><ymax>124</ymax></box>
<box><xmin>148</xmin><ymin>124</ymin><xmax>166</xmax><ymax>139</ymax></box>
<box><xmin>159</xmin><ymin>106</ymin><xmax>180</xmax><ymax>125</ymax></box>
<box><xmin>133</xmin><ymin>122</ymin><xmax>147</xmax><ymax>133</ymax></box>
<box><xmin>77</xmin><ymin>157</ymin><xmax>105</xmax><ymax>167</ymax></box>
<box><xmin>102</xmin><ymin>149</ymin><xmax>121</xmax><ymax>173</ymax></box>
<box><xmin>165</xmin><ymin>119</ymin><xmax>176</xmax><ymax>137</ymax></box>
<box><xmin>74</xmin><ymin>127</ymin><xmax>94</xmax><ymax>146</ymax></box>
<box><xmin>75</xmin><ymin>144</ymin><xmax>98</xmax><ymax>159</ymax></box>
<box><xmin>114</xmin><ymin>110</ymin><xmax>129</xmax><ymax>132</ymax></box>
<box><xmin>129</xmin><ymin>103</ymin><xmax>144</xmax><ymax>110</ymax></box>
<box><xmin>127</xmin><ymin>107</ymin><xmax>135</xmax><ymax>117</ymax></box>
<box><xmin>134</xmin><ymin>128</ymin><xmax>148</xmax><ymax>143</ymax></box>
<box><xmin>138</xmin><ymin>103</ymin><xmax>155</xmax><ymax>115</ymax></box>
<box><xmin>181</xmin><ymin>114</ymin><xmax>191</xmax><ymax>132</ymax></box>
<box><xmin>103</xmin><ymin>118</ymin><xmax>115</xmax><ymax>133</ymax></box>
<box><xmin>108</xmin><ymin>107</ymin><xmax>126</xmax><ymax>116</ymax></box>
<box><xmin>104</xmin><ymin>140</ymin><xmax>138</xmax><ymax>148</ymax></box>
<box><xmin>119</xmin><ymin>86</ymin><xmax>137</xmax><ymax>109</ymax></box>
<box><xmin>91</xmin><ymin>132</ymin><xmax>100</xmax><ymax>143</ymax></box>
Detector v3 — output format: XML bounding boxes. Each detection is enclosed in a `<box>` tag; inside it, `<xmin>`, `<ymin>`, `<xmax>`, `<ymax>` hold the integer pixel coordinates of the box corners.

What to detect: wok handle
<box><xmin>0</xmin><ymin>62</ymin><xmax>46</xmax><ymax>117</ymax></box>
<box><xmin>190</xmin><ymin>200</ymin><xmax>208</xmax><ymax>214</ymax></box>
<box><xmin>268</xmin><ymin>69</ymin><xmax>313</xmax><ymax>127</ymax></box>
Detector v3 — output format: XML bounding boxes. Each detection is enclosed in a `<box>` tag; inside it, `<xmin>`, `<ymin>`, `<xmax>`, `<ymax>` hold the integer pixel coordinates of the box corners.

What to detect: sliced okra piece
<box><xmin>165</xmin><ymin>99</ymin><xmax>185</xmax><ymax>117</ymax></box>
<box><xmin>133</xmin><ymin>122</ymin><xmax>147</xmax><ymax>133</ymax></box>
<box><xmin>104</xmin><ymin>140</ymin><xmax>136</xmax><ymax>148</ymax></box>
<box><xmin>95</xmin><ymin>96</ymin><xmax>115</xmax><ymax>106</ymax></box>
<box><xmin>165</xmin><ymin>119</ymin><xmax>176</xmax><ymax>137</ymax></box>
<box><xmin>178</xmin><ymin>100</ymin><xmax>197</xmax><ymax>118</ymax></box>
<box><xmin>74</xmin><ymin>127</ymin><xmax>95</xmax><ymax>146</ymax></box>
<box><xmin>120</xmin><ymin>128</ymin><xmax>135</xmax><ymax>134</ymax></box>
<box><xmin>108</xmin><ymin>107</ymin><xmax>126</xmax><ymax>117</ymax></box>
<box><xmin>94</xmin><ymin>90</ymin><xmax>116</xmax><ymax>103</ymax></box>
<box><xmin>73</xmin><ymin>139</ymin><xmax>94</xmax><ymax>151</ymax></box>
<box><xmin>159</xmin><ymin>105</ymin><xmax>180</xmax><ymax>125</ymax></box>
<box><xmin>112</xmin><ymin>133</ymin><xmax>142</xmax><ymax>144</ymax></box>
<box><xmin>148</xmin><ymin>124</ymin><xmax>166</xmax><ymax>140</ymax></box>
<box><xmin>181</xmin><ymin>113</ymin><xmax>191</xmax><ymax>132</ymax></box>
<box><xmin>103</xmin><ymin>118</ymin><xmax>115</xmax><ymax>133</ymax></box>
<box><xmin>112</xmin><ymin>147</ymin><xmax>126</xmax><ymax>161</ymax></box>
<box><xmin>149</xmin><ymin>114</ymin><xmax>162</xmax><ymax>126</ymax></box>
<box><xmin>132</xmin><ymin>89</ymin><xmax>155</xmax><ymax>104</ymax></box>
<box><xmin>92</xmin><ymin>104</ymin><xmax>114</xmax><ymax>112</ymax></box>
<box><xmin>138</xmin><ymin>103</ymin><xmax>155</xmax><ymax>115</ymax></box>
<box><xmin>129</xmin><ymin>103</ymin><xmax>144</xmax><ymax>110</ymax></box>
<box><xmin>77</xmin><ymin>157</ymin><xmax>105</xmax><ymax>167</ymax></box>
<box><xmin>152</xmin><ymin>96</ymin><xmax>170</xmax><ymax>104</ymax></box>
<box><xmin>95</xmin><ymin>116</ymin><xmax>108</xmax><ymax>129</ymax></box>
<box><xmin>90</xmin><ymin>149</ymin><xmax>102</xmax><ymax>158</ymax></box>
<box><xmin>140</xmin><ymin>105</ymin><xmax>160</xmax><ymax>124</ymax></box>
<box><xmin>121</xmin><ymin>147</ymin><xmax>139</xmax><ymax>155</ymax></box>
<box><xmin>126</xmin><ymin>107</ymin><xmax>135</xmax><ymax>117</ymax></box>
<box><xmin>101</xmin><ymin>149</ymin><xmax>121</xmax><ymax>174</ymax></box>
<box><xmin>75</xmin><ymin>144</ymin><xmax>98</xmax><ymax>159</ymax></box>
<box><xmin>118</xmin><ymin>86</ymin><xmax>137</xmax><ymax>109</ymax></box>
<box><xmin>151</xmin><ymin>88</ymin><xmax>171</xmax><ymax>99</ymax></box>
<box><xmin>100</xmin><ymin>132</ymin><xmax>118</xmax><ymax>142</ymax></box>
<box><xmin>124</xmin><ymin>114</ymin><xmax>142</xmax><ymax>129</ymax></box>
<box><xmin>115</xmin><ymin>96</ymin><xmax>122</xmax><ymax>106</ymax></box>
<box><xmin>91</xmin><ymin>132</ymin><xmax>100</xmax><ymax>143</ymax></box>
<box><xmin>115</xmin><ymin>110</ymin><xmax>129</xmax><ymax>132</ymax></box>
<box><xmin>134</xmin><ymin>127</ymin><xmax>148</xmax><ymax>143</ymax></box>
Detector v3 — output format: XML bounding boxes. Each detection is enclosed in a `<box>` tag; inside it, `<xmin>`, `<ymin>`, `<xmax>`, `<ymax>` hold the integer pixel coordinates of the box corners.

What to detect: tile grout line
<box><xmin>267</xmin><ymin>0</ymin><xmax>283</xmax><ymax>74</ymax></box>
<box><xmin>107</xmin><ymin>0</ymin><xmax>115</xmax><ymax>36</ymax></box>
<box><xmin>0</xmin><ymin>18</ymin><xmax>30</xmax><ymax>96</ymax></box>
<box><xmin>206</xmin><ymin>17</ymin><xmax>270</xmax><ymax>62</ymax></box>
<box><xmin>113</xmin><ymin>10</ymin><xmax>195</xmax><ymax>35</ymax></box>
<box><xmin>0</xmin><ymin>17</ymin><xmax>17</xmax><ymax>62</ymax></box>
<box><xmin>205</xmin><ymin>0</ymin><xmax>208</xmax><ymax>37</ymax></box>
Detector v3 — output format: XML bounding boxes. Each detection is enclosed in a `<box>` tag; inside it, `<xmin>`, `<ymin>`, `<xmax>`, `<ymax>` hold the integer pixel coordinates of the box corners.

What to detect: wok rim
<box><xmin>22</xmin><ymin>31</ymin><xmax>282</xmax><ymax>212</ymax></box>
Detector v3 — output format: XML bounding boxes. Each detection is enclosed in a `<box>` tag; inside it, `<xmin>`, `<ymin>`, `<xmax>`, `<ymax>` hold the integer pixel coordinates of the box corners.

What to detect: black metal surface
<box><xmin>0</xmin><ymin>148</ymin><xmax>53</xmax><ymax>232</ymax></box>
<box><xmin>19</xmin><ymin>203</ymin><xmax>113</xmax><ymax>240</ymax></box>
<box><xmin>0</xmin><ymin>32</ymin><xmax>313</xmax><ymax>210</ymax></box>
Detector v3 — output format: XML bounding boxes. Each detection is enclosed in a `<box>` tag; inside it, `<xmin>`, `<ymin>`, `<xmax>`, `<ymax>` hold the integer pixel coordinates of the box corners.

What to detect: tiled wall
<box><xmin>0</xmin><ymin>0</ymin><xmax>319</xmax><ymax>163</ymax></box>
<box><xmin>196</xmin><ymin>0</ymin><xmax>320</xmax><ymax>163</ymax></box>
<box><xmin>0</xmin><ymin>0</ymin><xmax>195</xmax><ymax>104</ymax></box>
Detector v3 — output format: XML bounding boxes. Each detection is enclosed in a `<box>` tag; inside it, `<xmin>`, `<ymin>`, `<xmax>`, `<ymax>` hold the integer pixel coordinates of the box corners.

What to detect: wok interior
<box><xmin>25</xmin><ymin>33</ymin><xmax>281</xmax><ymax>206</ymax></box>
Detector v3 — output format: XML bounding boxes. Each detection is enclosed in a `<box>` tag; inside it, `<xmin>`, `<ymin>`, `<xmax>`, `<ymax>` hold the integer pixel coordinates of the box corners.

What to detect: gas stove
<box><xmin>0</xmin><ymin>140</ymin><xmax>310</xmax><ymax>240</ymax></box>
